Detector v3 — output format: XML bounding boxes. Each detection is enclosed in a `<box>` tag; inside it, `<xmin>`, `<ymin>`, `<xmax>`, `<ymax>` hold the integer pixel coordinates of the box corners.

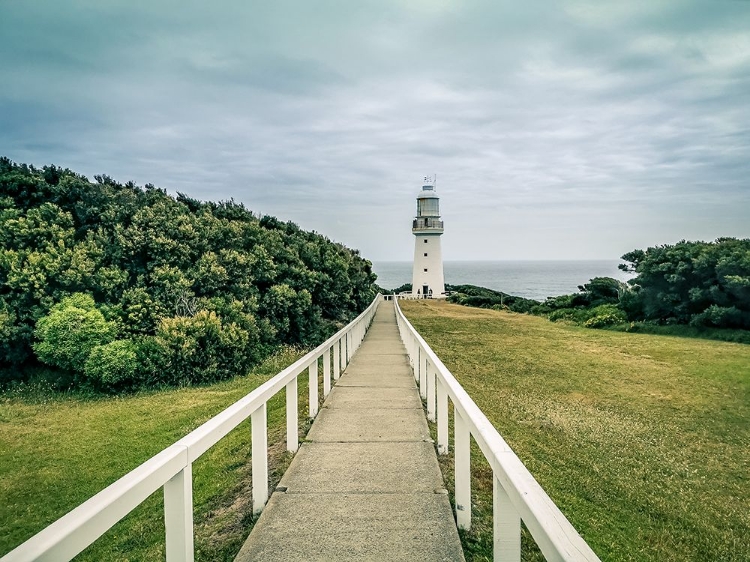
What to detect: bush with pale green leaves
<box><xmin>33</xmin><ymin>294</ymin><xmax>117</xmax><ymax>372</ymax></box>
<box><xmin>84</xmin><ymin>340</ymin><xmax>139</xmax><ymax>390</ymax></box>
<box><xmin>154</xmin><ymin>310</ymin><xmax>252</xmax><ymax>386</ymax></box>
<box><xmin>583</xmin><ymin>304</ymin><xmax>627</xmax><ymax>328</ymax></box>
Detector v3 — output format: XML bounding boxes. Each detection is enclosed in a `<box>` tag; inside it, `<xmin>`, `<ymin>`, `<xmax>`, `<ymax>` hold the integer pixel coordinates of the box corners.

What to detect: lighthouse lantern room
<box><xmin>411</xmin><ymin>177</ymin><xmax>445</xmax><ymax>298</ymax></box>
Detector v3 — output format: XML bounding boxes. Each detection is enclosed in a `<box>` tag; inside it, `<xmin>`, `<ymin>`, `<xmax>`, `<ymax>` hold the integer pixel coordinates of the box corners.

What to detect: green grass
<box><xmin>604</xmin><ymin>321</ymin><xmax>750</xmax><ymax>345</ymax></box>
<box><xmin>401</xmin><ymin>300</ymin><xmax>750</xmax><ymax>562</ymax></box>
<box><xmin>0</xmin><ymin>347</ymin><xmax>316</xmax><ymax>560</ymax></box>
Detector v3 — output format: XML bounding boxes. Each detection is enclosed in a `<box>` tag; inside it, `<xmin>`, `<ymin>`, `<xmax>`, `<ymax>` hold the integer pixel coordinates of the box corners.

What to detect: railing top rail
<box><xmin>178</xmin><ymin>293</ymin><xmax>381</xmax><ymax>461</ymax></box>
<box><xmin>3</xmin><ymin>294</ymin><xmax>381</xmax><ymax>562</ymax></box>
<box><xmin>2</xmin><ymin>445</ymin><xmax>188</xmax><ymax>562</ymax></box>
<box><xmin>394</xmin><ymin>299</ymin><xmax>600</xmax><ymax>562</ymax></box>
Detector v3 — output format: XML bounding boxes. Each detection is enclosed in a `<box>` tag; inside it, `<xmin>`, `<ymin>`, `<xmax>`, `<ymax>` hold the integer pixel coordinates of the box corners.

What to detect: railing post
<box><xmin>420</xmin><ymin>354</ymin><xmax>428</xmax><ymax>400</ymax></box>
<box><xmin>323</xmin><ymin>347</ymin><xmax>331</xmax><ymax>397</ymax></box>
<box><xmin>308</xmin><ymin>361</ymin><xmax>318</xmax><ymax>418</ymax></box>
<box><xmin>426</xmin><ymin>364</ymin><xmax>436</xmax><ymax>422</ymax></box>
<box><xmin>414</xmin><ymin>347</ymin><xmax>420</xmax><ymax>382</ymax></box>
<box><xmin>333</xmin><ymin>339</ymin><xmax>341</xmax><ymax>380</ymax></box>
<box><xmin>251</xmin><ymin>403</ymin><xmax>268</xmax><ymax>514</ymax></box>
<box><xmin>340</xmin><ymin>335</ymin><xmax>346</xmax><ymax>371</ymax></box>
<box><xmin>455</xmin><ymin>409</ymin><xmax>471</xmax><ymax>530</ymax></box>
<box><xmin>286</xmin><ymin>377</ymin><xmax>298</xmax><ymax>453</ymax></box>
<box><xmin>164</xmin><ymin>463</ymin><xmax>194</xmax><ymax>562</ymax></box>
<box><xmin>437</xmin><ymin>377</ymin><xmax>448</xmax><ymax>454</ymax></box>
<box><xmin>493</xmin><ymin>473</ymin><xmax>521</xmax><ymax>562</ymax></box>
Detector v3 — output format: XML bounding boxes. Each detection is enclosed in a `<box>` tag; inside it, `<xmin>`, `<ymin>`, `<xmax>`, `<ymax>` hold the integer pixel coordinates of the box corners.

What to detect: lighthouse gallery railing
<box><xmin>2</xmin><ymin>295</ymin><xmax>381</xmax><ymax>562</ymax></box>
<box><xmin>394</xmin><ymin>297</ymin><xmax>600</xmax><ymax>562</ymax></box>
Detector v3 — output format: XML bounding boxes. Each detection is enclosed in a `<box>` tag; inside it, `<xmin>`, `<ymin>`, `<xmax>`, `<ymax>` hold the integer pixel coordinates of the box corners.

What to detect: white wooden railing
<box><xmin>394</xmin><ymin>298</ymin><xmax>601</xmax><ymax>562</ymax></box>
<box><xmin>2</xmin><ymin>295</ymin><xmax>381</xmax><ymax>562</ymax></box>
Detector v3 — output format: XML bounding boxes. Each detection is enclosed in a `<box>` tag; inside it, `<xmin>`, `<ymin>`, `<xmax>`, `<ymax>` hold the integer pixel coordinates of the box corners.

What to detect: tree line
<box><xmin>0</xmin><ymin>158</ymin><xmax>378</xmax><ymax>391</ymax></box>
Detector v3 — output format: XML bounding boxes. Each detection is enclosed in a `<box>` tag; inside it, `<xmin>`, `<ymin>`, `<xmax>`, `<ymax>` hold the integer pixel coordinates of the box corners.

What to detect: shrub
<box><xmin>33</xmin><ymin>293</ymin><xmax>117</xmax><ymax>371</ymax></box>
<box><xmin>549</xmin><ymin>308</ymin><xmax>590</xmax><ymax>324</ymax></box>
<box><xmin>689</xmin><ymin>305</ymin><xmax>750</xmax><ymax>329</ymax></box>
<box><xmin>154</xmin><ymin>310</ymin><xmax>251</xmax><ymax>386</ymax></box>
<box><xmin>584</xmin><ymin>304</ymin><xmax>627</xmax><ymax>328</ymax></box>
<box><xmin>84</xmin><ymin>339</ymin><xmax>138</xmax><ymax>390</ymax></box>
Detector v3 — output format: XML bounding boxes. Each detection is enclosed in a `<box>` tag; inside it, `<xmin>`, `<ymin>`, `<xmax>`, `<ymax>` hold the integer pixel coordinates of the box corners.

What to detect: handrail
<box><xmin>394</xmin><ymin>298</ymin><xmax>600</xmax><ymax>562</ymax></box>
<box><xmin>3</xmin><ymin>294</ymin><xmax>382</xmax><ymax>562</ymax></box>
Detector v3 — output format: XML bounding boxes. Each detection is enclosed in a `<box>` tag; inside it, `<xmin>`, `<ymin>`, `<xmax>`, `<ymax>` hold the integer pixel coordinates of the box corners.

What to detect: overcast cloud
<box><xmin>1</xmin><ymin>1</ymin><xmax>748</xmax><ymax>260</ymax></box>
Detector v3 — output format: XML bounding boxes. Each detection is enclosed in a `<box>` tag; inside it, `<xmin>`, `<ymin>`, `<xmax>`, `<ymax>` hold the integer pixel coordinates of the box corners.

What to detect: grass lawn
<box><xmin>401</xmin><ymin>300</ymin><xmax>750</xmax><ymax>562</ymax></box>
<box><xmin>0</xmin><ymin>347</ymin><xmax>312</xmax><ymax>561</ymax></box>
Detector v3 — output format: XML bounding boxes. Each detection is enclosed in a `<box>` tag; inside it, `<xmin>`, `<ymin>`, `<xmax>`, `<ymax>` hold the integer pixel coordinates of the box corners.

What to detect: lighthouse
<box><xmin>411</xmin><ymin>177</ymin><xmax>446</xmax><ymax>298</ymax></box>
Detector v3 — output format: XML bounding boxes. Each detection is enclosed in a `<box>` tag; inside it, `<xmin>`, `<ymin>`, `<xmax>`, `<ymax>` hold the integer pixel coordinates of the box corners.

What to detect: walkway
<box><xmin>235</xmin><ymin>300</ymin><xmax>465</xmax><ymax>561</ymax></box>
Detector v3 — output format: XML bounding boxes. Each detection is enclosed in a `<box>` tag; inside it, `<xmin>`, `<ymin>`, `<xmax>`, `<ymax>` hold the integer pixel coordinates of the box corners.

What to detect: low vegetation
<box><xmin>401</xmin><ymin>299</ymin><xmax>750</xmax><ymax>562</ymax></box>
<box><xmin>0</xmin><ymin>347</ymin><xmax>312</xmax><ymax>560</ymax></box>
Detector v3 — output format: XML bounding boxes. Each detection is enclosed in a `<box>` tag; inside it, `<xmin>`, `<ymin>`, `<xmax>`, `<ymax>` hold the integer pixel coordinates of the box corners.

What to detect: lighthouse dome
<box><xmin>416</xmin><ymin>185</ymin><xmax>439</xmax><ymax>199</ymax></box>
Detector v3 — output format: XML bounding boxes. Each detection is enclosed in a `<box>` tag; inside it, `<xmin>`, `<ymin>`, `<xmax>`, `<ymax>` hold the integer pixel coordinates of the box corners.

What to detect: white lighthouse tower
<box><xmin>411</xmin><ymin>177</ymin><xmax>446</xmax><ymax>298</ymax></box>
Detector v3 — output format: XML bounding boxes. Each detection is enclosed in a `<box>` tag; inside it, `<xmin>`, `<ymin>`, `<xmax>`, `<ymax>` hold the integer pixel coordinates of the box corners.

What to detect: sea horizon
<box><xmin>372</xmin><ymin>259</ymin><xmax>633</xmax><ymax>301</ymax></box>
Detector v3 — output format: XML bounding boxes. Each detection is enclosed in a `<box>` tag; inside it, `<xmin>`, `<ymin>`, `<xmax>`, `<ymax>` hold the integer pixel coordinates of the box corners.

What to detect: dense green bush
<box><xmin>33</xmin><ymin>293</ymin><xmax>117</xmax><ymax>371</ymax></box>
<box><xmin>153</xmin><ymin>311</ymin><xmax>252</xmax><ymax>386</ymax></box>
<box><xmin>0</xmin><ymin>158</ymin><xmax>378</xmax><ymax>391</ymax></box>
<box><xmin>689</xmin><ymin>305</ymin><xmax>748</xmax><ymax>329</ymax></box>
<box><xmin>446</xmin><ymin>284</ymin><xmax>539</xmax><ymax>313</ymax></box>
<box><xmin>583</xmin><ymin>304</ymin><xmax>627</xmax><ymax>328</ymax></box>
<box><xmin>620</xmin><ymin>238</ymin><xmax>750</xmax><ymax>328</ymax></box>
<box><xmin>84</xmin><ymin>339</ymin><xmax>138</xmax><ymax>390</ymax></box>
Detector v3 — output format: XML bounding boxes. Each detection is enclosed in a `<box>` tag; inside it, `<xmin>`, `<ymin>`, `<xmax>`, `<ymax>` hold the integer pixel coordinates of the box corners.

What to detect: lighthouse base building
<box><xmin>411</xmin><ymin>178</ymin><xmax>446</xmax><ymax>298</ymax></box>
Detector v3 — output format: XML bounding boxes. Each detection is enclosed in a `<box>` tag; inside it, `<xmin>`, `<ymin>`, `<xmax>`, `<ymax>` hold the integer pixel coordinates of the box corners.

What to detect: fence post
<box><xmin>308</xmin><ymin>362</ymin><xmax>318</xmax><ymax>418</ymax></box>
<box><xmin>286</xmin><ymin>377</ymin><xmax>298</xmax><ymax>453</ymax></box>
<box><xmin>493</xmin><ymin>473</ymin><xmax>521</xmax><ymax>562</ymax></box>
<box><xmin>455</xmin><ymin>409</ymin><xmax>471</xmax><ymax>530</ymax></box>
<box><xmin>340</xmin><ymin>335</ymin><xmax>346</xmax><ymax>371</ymax></box>
<box><xmin>251</xmin><ymin>403</ymin><xmax>268</xmax><ymax>514</ymax></box>
<box><xmin>436</xmin><ymin>377</ymin><xmax>448</xmax><ymax>454</ymax></box>
<box><xmin>411</xmin><ymin>336</ymin><xmax>417</xmax><ymax>368</ymax></box>
<box><xmin>164</xmin><ymin>463</ymin><xmax>194</xmax><ymax>562</ymax></box>
<box><xmin>323</xmin><ymin>347</ymin><xmax>331</xmax><ymax>397</ymax></box>
<box><xmin>426</xmin><ymin>364</ymin><xmax>436</xmax><ymax>422</ymax></box>
<box><xmin>420</xmin><ymin>355</ymin><xmax>428</xmax><ymax>400</ymax></box>
<box><xmin>333</xmin><ymin>339</ymin><xmax>341</xmax><ymax>380</ymax></box>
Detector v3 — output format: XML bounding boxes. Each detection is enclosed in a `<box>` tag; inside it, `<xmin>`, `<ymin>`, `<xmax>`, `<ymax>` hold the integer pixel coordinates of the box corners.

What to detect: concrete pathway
<box><xmin>234</xmin><ymin>300</ymin><xmax>465</xmax><ymax>562</ymax></box>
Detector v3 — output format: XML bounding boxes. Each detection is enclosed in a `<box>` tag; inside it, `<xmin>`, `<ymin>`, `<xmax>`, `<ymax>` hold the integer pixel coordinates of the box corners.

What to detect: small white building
<box><xmin>411</xmin><ymin>178</ymin><xmax>446</xmax><ymax>298</ymax></box>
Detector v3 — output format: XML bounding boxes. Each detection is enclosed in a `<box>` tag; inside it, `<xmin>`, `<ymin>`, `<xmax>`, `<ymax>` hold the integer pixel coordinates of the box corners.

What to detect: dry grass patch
<box><xmin>402</xmin><ymin>300</ymin><xmax>750</xmax><ymax>562</ymax></box>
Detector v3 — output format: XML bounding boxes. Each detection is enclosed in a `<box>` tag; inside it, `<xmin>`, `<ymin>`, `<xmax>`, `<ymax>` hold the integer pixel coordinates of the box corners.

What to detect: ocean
<box><xmin>372</xmin><ymin>260</ymin><xmax>633</xmax><ymax>302</ymax></box>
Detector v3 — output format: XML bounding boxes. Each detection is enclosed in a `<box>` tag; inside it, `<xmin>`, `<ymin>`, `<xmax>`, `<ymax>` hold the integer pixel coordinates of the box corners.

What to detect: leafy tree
<box><xmin>620</xmin><ymin>238</ymin><xmax>750</xmax><ymax>328</ymax></box>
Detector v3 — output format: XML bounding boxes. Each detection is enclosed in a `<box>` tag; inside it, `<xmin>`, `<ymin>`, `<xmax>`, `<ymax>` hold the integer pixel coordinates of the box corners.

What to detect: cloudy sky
<box><xmin>1</xmin><ymin>1</ymin><xmax>749</xmax><ymax>261</ymax></box>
